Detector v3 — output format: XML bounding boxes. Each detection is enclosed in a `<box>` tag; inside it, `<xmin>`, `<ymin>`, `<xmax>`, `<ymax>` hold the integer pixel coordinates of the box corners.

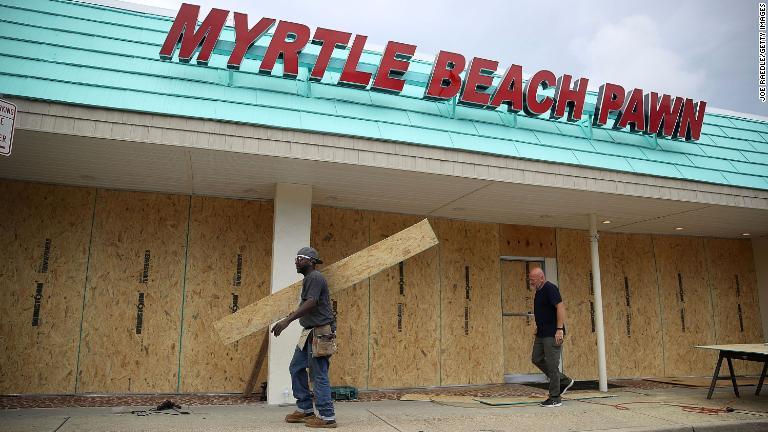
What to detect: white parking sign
<box><xmin>0</xmin><ymin>99</ymin><xmax>17</xmax><ymax>157</ymax></box>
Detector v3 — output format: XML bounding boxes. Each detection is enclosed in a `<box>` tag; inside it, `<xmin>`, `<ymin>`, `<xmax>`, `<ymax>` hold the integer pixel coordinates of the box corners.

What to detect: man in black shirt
<box><xmin>530</xmin><ymin>267</ymin><xmax>574</xmax><ymax>407</ymax></box>
<box><xmin>271</xmin><ymin>246</ymin><xmax>337</xmax><ymax>428</ymax></box>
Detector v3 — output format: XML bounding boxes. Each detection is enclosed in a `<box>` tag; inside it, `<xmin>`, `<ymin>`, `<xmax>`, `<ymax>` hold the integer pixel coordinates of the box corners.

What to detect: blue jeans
<box><xmin>289</xmin><ymin>337</ymin><xmax>335</xmax><ymax>420</ymax></box>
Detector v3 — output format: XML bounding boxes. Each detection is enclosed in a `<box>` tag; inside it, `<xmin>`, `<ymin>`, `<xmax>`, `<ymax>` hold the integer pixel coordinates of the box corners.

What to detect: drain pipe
<box><xmin>589</xmin><ymin>214</ymin><xmax>608</xmax><ymax>392</ymax></box>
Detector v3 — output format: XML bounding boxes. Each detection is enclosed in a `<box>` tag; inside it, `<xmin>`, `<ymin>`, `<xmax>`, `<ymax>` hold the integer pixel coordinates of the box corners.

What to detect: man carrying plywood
<box><xmin>271</xmin><ymin>247</ymin><xmax>338</xmax><ymax>429</ymax></box>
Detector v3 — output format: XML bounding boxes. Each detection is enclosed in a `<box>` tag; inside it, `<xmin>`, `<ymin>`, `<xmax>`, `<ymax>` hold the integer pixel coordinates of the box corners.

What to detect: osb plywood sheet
<box><xmin>0</xmin><ymin>180</ymin><xmax>94</xmax><ymax>394</ymax></box>
<box><xmin>499</xmin><ymin>224</ymin><xmax>556</xmax><ymax>258</ymax></box>
<box><xmin>369</xmin><ymin>212</ymin><xmax>440</xmax><ymax>388</ymax></box>
<box><xmin>436</xmin><ymin>218</ymin><xmax>503</xmax><ymax>385</ymax></box>
<box><xmin>598</xmin><ymin>233</ymin><xmax>664</xmax><ymax>378</ymax></box>
<box><xmin>180</xmin><ymin>197</ymin><xmax>273</xmax><ymax>392</ymax></box>
<box><xmin>704</xmin><ymin>238</ymin><xmax>763</xmax><ymax>375</ymax></box>
<box><xmin>310</xmin><ymin>206</ymin><xmax>370</xmax><ymax>388</ymax></box>
<box><xmin>500</xmin><ymin>260</ymin><xmax>539</xmax><ymax>374</ymax></box>
<box><xmin>77</xmin><ymin>190</ymin><xmax>188</xmax><ymax>393</ymax></box>
<box><xmin>652</xmin><ymin>235</ymin><xmax>717</xmax><ymax>377</ymax></box>
<box><xmin>555</xmin><ymin>229</ymin><xmax>597</xmax><ymax>380</ymax></box>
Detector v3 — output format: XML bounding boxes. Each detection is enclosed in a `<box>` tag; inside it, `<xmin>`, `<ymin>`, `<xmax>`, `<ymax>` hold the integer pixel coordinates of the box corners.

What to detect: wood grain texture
<box><xmin>214</xmin><ymin>219</ymin><xmax>439</xmax><ymax>345</ymax></box>
<box><xmin>77</xmin><ymin>190</ymin><xmax>188</xmax><ymax>393</ymax></box>
<box><xmin>501</xmin><ymin>260</ymin><xmax>540</xmax><ymax>374</ymax></box>
<box><xmin>436</xmin><ymin>218</ymin><xmax>503</xmax><ymax>385</ymax></box>
<box><xmin>180</xmin><ymin>197</ymin><xmax>273</xmax><ymax>392</ymax></box>
<box><xmin>368</xmin><ymin>212</ymin><xmax>440</xmax><ymax>388</ymax></box>
<box><xmin>310</xmin><ymin>206</ymin><xmax>370</xmax><ymax>388</ymax></box>
<box><xmin>499</xmin><ymin>224</ymin><xmax>556</xmax><ymax>258</ymax></box>
<box><xmin>652</xmin><ymin>235</ymin><xmax>717</xmax><ymax>377</ymax></box>
<box><xmin>0</xmin><ymin>180</ymin><xmax>94</xmax><ymax>393</ymax></box>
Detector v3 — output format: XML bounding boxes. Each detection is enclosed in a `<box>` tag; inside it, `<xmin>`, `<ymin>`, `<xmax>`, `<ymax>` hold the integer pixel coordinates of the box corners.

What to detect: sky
<box><xmin>112</xmin><ymin>0</ymin><xmax>766</xmax><ymax>117</ymax></box>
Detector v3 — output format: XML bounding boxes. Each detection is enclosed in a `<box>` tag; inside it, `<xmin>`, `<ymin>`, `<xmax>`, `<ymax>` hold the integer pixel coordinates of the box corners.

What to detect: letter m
<box><xmin>159</xmin><ymin>3</ymin><xmax>228</xmax><ymax>65</ymax></box>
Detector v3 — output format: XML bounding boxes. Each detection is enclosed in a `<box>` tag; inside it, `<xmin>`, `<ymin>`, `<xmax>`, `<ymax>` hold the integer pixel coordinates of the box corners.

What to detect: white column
<box><xmin>268</xmin><ymin>183</ymin><xmax>312</xmax><ymax>405</ymax></box>
<box><xmin>589</xmin><ymin>214</ymin><xmax>608</xmax><ymax>392</ymax></box>
<box><xmin>752</xmin><ymin>236</ymin><xmax>768</xmax><ymax>341</ymax></box>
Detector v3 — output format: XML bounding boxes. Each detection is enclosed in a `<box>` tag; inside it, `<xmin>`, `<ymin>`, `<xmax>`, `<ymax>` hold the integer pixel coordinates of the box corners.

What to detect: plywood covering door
<box><xmin>501</xmin><ymin>260</ymin><xmax>540</xmax><ymax>375</ymax></box>
<box><xmin>310</xmin><ymin>206</ymin><xmax>370</xmax><ymax>388</ymax></box>
<box><xmin>77</xmin><ymin>190</ymin><xmax>189</xmax><ymax>393</ymax></box>
<box><xmin>598</xmin><ymin>233</ymin><xmax>664</xmax><ymax>378</ymax></box>
<box><xmin>179</xmin><ymin>197</ymin><xmax>273</xmax><ymax>392</ymax></box>
<box><xmin>368</xmin><ymin>212</ymin><xmax>440</xmax><ymax>388</ymax></box>
<box><xmin>436</xmin><ymin>218</ymin><xmax>503</xmax><ymax>385</ymax></box>
<box><xmin>0</xmin><ymin>180</ymin><xmax>94</xmax><ymax>393</ymax></box>
<box><xmin>652</xmin><ymin>235</ymin><xmax>717</xmax><ymax>377</ymax></box>
<box><xmin>555</xmin><ymin>229</ymin><xmax>597</xmax><ymax>380</ymax></box>
<box><xmin>704</xmin><ymin>238</ymin><xmax>764</xmax><ymax>375</ymax></box>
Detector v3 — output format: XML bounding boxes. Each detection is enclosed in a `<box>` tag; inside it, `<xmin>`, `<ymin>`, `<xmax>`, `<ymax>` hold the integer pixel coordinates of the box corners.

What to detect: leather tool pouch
<box><xmin>312</xmin><ymin>324</ymin><xmax>337</xmax><ymax>358</ymax></box>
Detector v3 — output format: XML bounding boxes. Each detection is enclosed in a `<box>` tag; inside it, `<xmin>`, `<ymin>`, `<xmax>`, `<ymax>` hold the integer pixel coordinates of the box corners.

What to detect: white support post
<box><xmin>589</xmin><ymin>214</ymin><xmax>609</xmax><ymax>392</ymax></box>
<box><xmin>267</xmin><ymin>183</ymin><xmax>313</xmax><ymax>405</ymax></box>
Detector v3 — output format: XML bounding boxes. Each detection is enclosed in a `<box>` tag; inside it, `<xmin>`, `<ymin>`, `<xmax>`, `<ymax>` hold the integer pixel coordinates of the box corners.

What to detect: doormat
<box><xmin>523</xmin><ymin>380</ymin><xmax>624</xmax><ymax>391</ymax></box>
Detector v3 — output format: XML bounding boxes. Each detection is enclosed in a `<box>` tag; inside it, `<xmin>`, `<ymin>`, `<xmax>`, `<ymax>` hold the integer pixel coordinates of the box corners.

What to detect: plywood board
<box><xmin>499</xmin><ymin>224</ymin><xmax>557</xmax><ymax>258</ymax></box>
<box><xmin>179</xmin><ymin>197</ymin><xmax>273</xmax><ymax>392</ymax></box>
<box><xmin>77</xmin><ymin>190</ymin><xmax>189</xmax><ymax>393</ymax></box>
<box><xmin>704</xmin><ymin>238</ymin><xmax>764</xmax><ymax>375</ymax></box>
<box><xmin>555</xmin><ymin>229</ymin><xmax>597</xmax><ymax>380</ymax></box>
<box><xmin>311</xmin><ymin>206</ymin><xmax>369</xmax><ymax>388</ymax></box>
<box><xmin>652</xmin><ymin>235</ymin><xmax>717</xmax><ymax>377</ymax></box>
<box><xmin>0</xmin><ymin>180</ymin><xmax>94</xmax><ymax>393</ymax></box>
<box><xmin>214</xmin><ymin>219</ymin><xmax>439</xmax><ymax>345</ymax></box>
<box><xmin>501</xmin><ymin>260</ymin><xmax>539</xmax><ymax>374</ymax></box>
<box><xmin>599</xmin><ymin>233</ymin><xmax>664</xmax><ymax>378</ymax></box>
<box><xmin>436</xmin><ymin>218</ymin><xmax>503</xmax><ymax>385</ymax></box>
<box><xmin>368</xmin><ymin>212</ymin><xmax>440</xmax><ymax>388</ymax></box>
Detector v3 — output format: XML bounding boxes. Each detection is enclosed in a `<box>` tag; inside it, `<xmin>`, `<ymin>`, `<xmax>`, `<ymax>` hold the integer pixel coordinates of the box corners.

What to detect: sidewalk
<box><xmin>1</xmin><ymin>386</ymin><xmax>767</xmax><ymax>431</ymax></box>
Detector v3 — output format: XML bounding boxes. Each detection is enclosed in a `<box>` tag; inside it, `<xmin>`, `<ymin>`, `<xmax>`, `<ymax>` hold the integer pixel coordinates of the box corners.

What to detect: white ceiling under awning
<box><xmin>2</xmin><ymin>129</ymin><xmax>767</xmax><ymax>239</ymax></box>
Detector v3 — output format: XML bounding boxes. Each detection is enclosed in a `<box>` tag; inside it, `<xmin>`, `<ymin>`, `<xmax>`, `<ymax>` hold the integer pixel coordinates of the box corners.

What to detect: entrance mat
<box><xmin>523</xmin><ymin>380</ymin><xmax>624</xmax><ymax>391</ymax></box>
<box><xmin>475</xmin><ymin>392</ymin><xmax>616</xmax><ymax>406</ymax></box>
<box><xmin>644</xmin><ymin>376</ymin><xmax>760</xmax><ymax>388</ymax></box>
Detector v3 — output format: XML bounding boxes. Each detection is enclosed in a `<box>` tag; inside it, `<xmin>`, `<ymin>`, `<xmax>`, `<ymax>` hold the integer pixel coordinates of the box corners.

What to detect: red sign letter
<box><xmin>615</xmin><ymin>88</ymin><xmax>646</xmax><ymax>132</ymax></box>
<box><xmin>458</xmin><ymin>57</ymin><xmax>498</xmax><ymax>108</ymax></box>
<box><xmin>594</xmin><ymin>83</ymin><xmax>626</xmax><ymax>127</ymax></box>
<box><xmin>675</xmin><ymin>99</ymin><xmax>707</xmax><ymax>141</ymax></box>
<box><xmin>644</xmin><ymin>93</ymin><xmax>684</xmax><ymax>138</ymax></box>
<box><xmin>424</xmin><ymin>51</ymin><xmax>466</xmax><ymax>101</ymax></box>
<box><xmin>159</xmin><ymin>3</ymin><xmax>228</xmax><ymax>65</ymax></box>
<box><xmin>259</xmin><ymin>21</ymin><xmax>310</xmax><ymax>78</ymax></box>
<box><xmin>552</xmin><ymin>74</ymin><xmax>589</xmax><ymax>121</ymax></box>
<box><xmin>310</xmin><ymin>28</ymin><xmax>352</xmax><ymax>82</ymax></box>
<box><xmin>228</xmin><ymin>14</ymin><xmax>275</xmax><ymax>70</ymax></box>
<box><xmin>523</xmin><ymin>70</ymin><xmax>556</xmax><ymax>117</ymax></box>
<box><xmin>372</xmin><ymin>41</ymin><xmax>417</xmax><ymax>93</ymax></box>
<box><xmin>489</xmin><ymin>64</ymin><xmax>524</xmax><ymax>113</ymax></box>
<box><xmin>339</xmin><ymin>35</ymin><xmax>372</xmax><ymax>88</ymax></box>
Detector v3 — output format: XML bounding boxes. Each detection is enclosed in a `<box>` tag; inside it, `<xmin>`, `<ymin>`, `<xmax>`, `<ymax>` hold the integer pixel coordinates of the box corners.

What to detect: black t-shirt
<box><xmin>534</xmin><ymin>281</ymin><xmax>563</xmax><ymax>337</ymax></box>
<box><xmin>298</xmin><ymin>269</ymin><xmax>334</xmax><ymax>329</ymax></box>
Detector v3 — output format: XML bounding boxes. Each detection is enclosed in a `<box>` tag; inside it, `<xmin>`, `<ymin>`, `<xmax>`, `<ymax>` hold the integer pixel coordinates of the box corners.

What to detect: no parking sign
<box><xmin>0</xmin><ymin>99</ymin><xmax>16</xmax><ymax>157</ymax></box>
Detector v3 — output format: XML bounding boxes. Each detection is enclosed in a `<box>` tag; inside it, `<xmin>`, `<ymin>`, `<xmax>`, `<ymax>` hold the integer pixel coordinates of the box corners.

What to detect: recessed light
<box><xmin>602</xmin><ymin>220</ymin><xmax>611</xmax><ymax>224</ymax></box>
<box><xmin>675</xmin><ymin>227</ymin><xmax>684</xmax><ymax>231</ymax></box>
<box><xmin>742</xmin><ymin>233</ymin><xmax>751</xmax><ymax>236</ymax></box>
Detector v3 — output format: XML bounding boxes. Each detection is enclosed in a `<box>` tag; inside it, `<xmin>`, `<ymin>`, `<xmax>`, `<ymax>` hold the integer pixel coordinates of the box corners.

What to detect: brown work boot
<box><xmin>305</xmin><ymin>416</ymin><xmax>337</xmax><ymax>428</ymax></box>
<box><xmin>285</xmin><ymin>410</ymin><xmax>314</xmax><ymax>423</ymax></box>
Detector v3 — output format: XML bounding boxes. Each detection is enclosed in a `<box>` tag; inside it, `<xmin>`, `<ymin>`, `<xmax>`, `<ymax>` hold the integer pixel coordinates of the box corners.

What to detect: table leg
<box><xmin>726</xmin><ymin>356</ymin><xmax>740</xmax><ymax>398</ymax></box>
<box><xmin>757</xmin><ymin>360</ymin><xmax>768</xmax><ymax>396</ymax></box>
<box><xmin>707</xmin><ymin>352</ymin><xmax>724</xmax><ymax>399</ymax></box>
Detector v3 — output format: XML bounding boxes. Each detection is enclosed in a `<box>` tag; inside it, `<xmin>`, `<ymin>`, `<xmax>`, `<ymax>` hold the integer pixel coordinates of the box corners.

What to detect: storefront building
<box><xmin>1</xmin><ymin>0</ymin><xmax>767</xmax><ymax>403</ymax></box>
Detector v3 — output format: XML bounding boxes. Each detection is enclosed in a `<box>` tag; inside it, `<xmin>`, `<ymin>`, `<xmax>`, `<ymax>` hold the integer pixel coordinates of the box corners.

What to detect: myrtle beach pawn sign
<box><xmin>0</xmin><ymin>99</ymin><xmax>16</xmax><ymax>157</ymax></box>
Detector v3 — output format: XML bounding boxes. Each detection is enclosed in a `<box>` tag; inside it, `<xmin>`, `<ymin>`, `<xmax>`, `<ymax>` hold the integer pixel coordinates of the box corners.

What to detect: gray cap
<box><xmin>296</xmin><ymin>246</ymin><xmax>323</xmax><ymax>264</ymax></box>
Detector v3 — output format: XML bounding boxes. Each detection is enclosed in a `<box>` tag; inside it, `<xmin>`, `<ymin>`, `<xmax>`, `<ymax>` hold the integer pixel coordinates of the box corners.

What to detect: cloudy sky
<box><xmin>112</xmin><ymin>0</ymin><xmax>765</xmax><ymax>117</ymax></box>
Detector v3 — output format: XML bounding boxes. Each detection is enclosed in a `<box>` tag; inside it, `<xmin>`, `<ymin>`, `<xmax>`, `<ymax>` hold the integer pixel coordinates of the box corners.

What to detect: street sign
<box><xmin>0</xmin><ymin>99</ymin><xmax>17</xmax><ymax>157</ymax></box>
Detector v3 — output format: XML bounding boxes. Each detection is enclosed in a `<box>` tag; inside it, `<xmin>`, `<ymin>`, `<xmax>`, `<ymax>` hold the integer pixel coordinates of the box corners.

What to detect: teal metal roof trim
<box><xmin>0</xmin><ymin>0</ymin><xmax>767</xmax><ymax>191</ymax></box>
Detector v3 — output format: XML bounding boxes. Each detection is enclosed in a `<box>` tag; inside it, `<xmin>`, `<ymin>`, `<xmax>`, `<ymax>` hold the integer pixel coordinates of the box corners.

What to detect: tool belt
<box><xmin>311</xmin><ymin>324</ymin><xmax>337</xmax><ymax>358</ymax></box>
